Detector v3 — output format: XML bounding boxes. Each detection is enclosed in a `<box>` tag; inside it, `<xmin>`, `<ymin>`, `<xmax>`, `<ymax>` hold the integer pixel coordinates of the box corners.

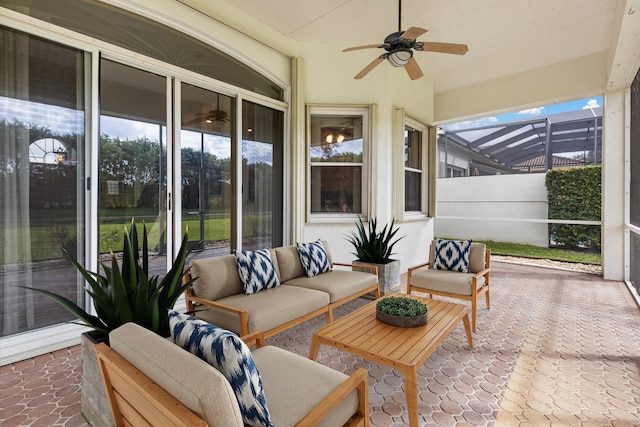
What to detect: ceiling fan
<box><xmin>343</xmin><ymin>0</ymin><xmax>468</xmax><ymax>80</ymax></box>
<box><xmin>183</xmin><ymin>93</ymin><xmax>230</xmax><ymax>129</ymax></box>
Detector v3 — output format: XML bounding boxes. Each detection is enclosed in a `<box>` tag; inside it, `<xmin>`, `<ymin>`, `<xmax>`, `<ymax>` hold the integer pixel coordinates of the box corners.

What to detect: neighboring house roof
<box><xmin>512</xmin><ymin>155</ymin><xmax>585</xmax><ymax>171</ymax></box>
<box><xmin>439</xmin><ymin>108</ymin><xmax>602</xmax><ymax>171</ymax></box>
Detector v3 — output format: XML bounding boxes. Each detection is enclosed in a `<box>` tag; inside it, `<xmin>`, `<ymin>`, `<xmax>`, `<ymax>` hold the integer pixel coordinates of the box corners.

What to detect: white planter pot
<box><xmin>80</xmin><ymin>331</ymin><xmax>114</xmax><ymax>427</ymax></box>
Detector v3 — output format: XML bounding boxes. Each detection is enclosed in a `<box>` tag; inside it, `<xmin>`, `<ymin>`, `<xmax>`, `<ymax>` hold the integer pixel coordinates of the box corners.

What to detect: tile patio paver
<box><xmin>1</xmin><ymin>261</ymin><xmax>639</xmax><ymax>426</ymax></box>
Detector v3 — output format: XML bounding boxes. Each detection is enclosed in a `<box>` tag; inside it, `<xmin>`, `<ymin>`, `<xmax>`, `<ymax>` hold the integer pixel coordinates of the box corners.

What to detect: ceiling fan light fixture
<box><xmin>325</xmin><ymin>133</ymin><xmax>334</xmax><ymax>143</ymax></box>
<box><xmin>387</xmin><ymin>49</ymin><xmax>412</xmax><ymax>67</ymax></box>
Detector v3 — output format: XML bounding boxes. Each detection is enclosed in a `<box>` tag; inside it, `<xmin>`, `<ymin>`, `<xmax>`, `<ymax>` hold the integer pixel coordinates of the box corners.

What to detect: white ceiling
<box><xmin>221</xmin><ymin>0</ymin><xmax>619</xmax><ymax>93</ymax></box>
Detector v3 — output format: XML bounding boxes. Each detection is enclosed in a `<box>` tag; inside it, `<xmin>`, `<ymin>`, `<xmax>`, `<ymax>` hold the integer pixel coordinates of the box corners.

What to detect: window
<box><xmin>308</xmin><ymin>106</ymin><xmax>368</xmax><ymax>217</ymax></box>
<box><xmin>404</xmin><ymin>125</ymin><xmax>423</xmax><ymax>212</ymax></box>
<box><xmin>394</xmin><ymin>110</ymin><xmax>429</xmax><ymax>219</ymax></box>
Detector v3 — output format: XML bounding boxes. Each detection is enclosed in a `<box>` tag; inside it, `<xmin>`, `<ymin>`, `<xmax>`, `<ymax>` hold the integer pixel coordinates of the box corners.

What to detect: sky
<box><xmin>442</xmin><ymin>96</ymin><xmax>602</xmax><ymax>131</ymax></box>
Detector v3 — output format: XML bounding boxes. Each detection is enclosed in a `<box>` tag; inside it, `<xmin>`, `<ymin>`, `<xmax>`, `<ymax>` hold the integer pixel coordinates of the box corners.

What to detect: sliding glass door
<box><xmin>99</xmin><ymin>59</ymin><xmax>167</xmax><ymax>276</ymax></box>
<box><xmin>180</xmin><ymin>84</ymin><xmax>235</xmax><ymax>256</ymax></box>
<box><xmin>242</xmin><ymin>100</ymin><xmax>283</xmax><ymax>250</ymax></box>
<box><xmin>1</xmin><ymin>27</ymin><xmax>86</xmax><ymax>336</ymax></box>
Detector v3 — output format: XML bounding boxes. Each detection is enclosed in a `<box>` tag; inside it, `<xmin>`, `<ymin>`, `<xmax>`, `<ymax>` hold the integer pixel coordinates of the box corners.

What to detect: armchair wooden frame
<box><xmin>407</xmin><ymin>248</ymin><xmax>491</xmax><ymax>332</ymax></box>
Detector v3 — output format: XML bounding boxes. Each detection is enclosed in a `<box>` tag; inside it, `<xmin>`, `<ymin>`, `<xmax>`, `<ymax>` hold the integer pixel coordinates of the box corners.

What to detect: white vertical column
<box><xmin>602</xmin><ymin>89</ymin><xmax>627</xmax><ymax>280</ymax></box>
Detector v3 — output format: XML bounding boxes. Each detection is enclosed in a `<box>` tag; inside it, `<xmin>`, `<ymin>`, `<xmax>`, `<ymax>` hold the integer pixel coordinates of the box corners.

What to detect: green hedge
<box><xmin>545</xmin><ymin>166</ymin><xmax>601</xmax><ymax>249</ymax></box>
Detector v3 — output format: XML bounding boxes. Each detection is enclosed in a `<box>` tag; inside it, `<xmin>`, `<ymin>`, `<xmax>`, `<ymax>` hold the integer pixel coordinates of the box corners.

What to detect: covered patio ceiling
<box><xmin>181</xmin><ymin>0</ymin><xmax>637</xmax><ymax>95</ymax></box>
<box><xmin>440</xmin><ymin>108</ymin><xmax>603</xmax><ymax>169</ymax></box>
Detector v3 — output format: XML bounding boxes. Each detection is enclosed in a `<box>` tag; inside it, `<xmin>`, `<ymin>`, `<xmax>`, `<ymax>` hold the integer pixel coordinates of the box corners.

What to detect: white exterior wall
<box><xmin>435</xmin><ymin>174</ymin><xmax>549</xmax><ymax>247</ymax></box>
<box><xmin>298</xmin><ymin>41</ymin><xmax>437</xmax><ymax>271</ymax></box>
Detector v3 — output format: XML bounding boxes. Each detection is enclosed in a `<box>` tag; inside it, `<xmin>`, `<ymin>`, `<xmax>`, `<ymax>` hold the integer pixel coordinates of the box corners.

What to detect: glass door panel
<box><xmin>242</xmin><ymin>100</ymin><xmax>283</xmax><ymax>250</ymax></box>
<box><xmin>1</xmin><ymin>28</ymin><xmax>86</xmax><ymax>336</ymax></box>
<box><xmin>181</xmin><ymin>83</ymin><xmax>234</xmax><ymax>259</ymax></box>
<box><xmin>99</xmin><ymin>59</ymin><xmax>167</xmax><ymax>276</ymax></box>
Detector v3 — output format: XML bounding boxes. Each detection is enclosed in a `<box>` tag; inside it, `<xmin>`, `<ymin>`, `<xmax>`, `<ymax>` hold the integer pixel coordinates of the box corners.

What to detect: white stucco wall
<box><xmin>435</xmin><ymin>174</ymin><xmax>549</xmax><ymax>247</ymax></box>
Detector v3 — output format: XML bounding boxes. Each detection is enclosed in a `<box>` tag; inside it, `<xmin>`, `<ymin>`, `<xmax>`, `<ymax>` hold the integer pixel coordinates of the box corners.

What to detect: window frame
<box><xmin>394</xmin><ymin>109</ymin><xmax>430</xmax><ymax>221</ymax></box>
<box><xmin>306</xmin><ymin>105</ymin><xmax>370</xmax><ymax>222</ymax></box>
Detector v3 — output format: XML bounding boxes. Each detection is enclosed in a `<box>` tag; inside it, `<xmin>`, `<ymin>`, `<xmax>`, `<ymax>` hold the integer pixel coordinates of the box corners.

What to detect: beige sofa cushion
<box><xmin>252</xmin><ymin>346</ymin><xmax>358</xmax><ymax>427</ymax></box>
<box><xmin>429</xmin><ymin>241</ymin><xmax>486</xmax><ymax>274</ymax></box>
<box><xmin>109</xmin><ymin>323</ymin><xmax>243</xmax><ymax>427</ymax></box>
<box><xmin>274</xmin><ymin>242</ymin><xmax>334</xmax><ymax>282</ymax></box>
<box><xmin>274</xmin><ymin>245</ymin><xmax>306</xmax><ymax>282</ymax></box>
<box><xmin>195</xmin><ymin>286</ymin><xmax>329</xmax><ymax>335</ymax></box>
<box><xmin>284</xmin><ymin>270</ymin><xmax>377</xmax><ymax>303</ymax></box>
<box><xmin>410</xmin><ymin>268</ymin><xmax>486</xmax><ymax>296</ymax></box>
<box><xmin>190</xmin><ymin>255</ymin><xmax>244</xmax><ymax>300</ymax></box>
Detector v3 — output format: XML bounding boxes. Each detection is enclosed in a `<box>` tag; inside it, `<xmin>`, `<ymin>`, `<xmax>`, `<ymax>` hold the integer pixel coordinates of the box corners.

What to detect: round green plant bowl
<box><xmin>375</xmin><ymin>296</ymin><xmax>428</xmax><ymax>328</ymax></box>
<box><xmin>376</xmin><ymin>309</ymin><xmax>428</xmax><ymax>327</ymax></box>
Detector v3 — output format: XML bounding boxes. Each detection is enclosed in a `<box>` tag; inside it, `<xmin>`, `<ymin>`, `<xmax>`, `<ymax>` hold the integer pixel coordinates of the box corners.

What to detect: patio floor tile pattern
<box><xmin>1</xmin><ymin>261</ymin><xmax>639</xmax><ymax>426</ymax></box>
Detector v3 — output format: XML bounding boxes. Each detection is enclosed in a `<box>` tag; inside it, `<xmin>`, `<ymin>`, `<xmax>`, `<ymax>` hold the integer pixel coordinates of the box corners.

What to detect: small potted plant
<box><xmin>376</xmin><ymin>296</ymin><xmax>428</xmax><ymax>327</ymax></box>
<box><xmin>347</xmin><ymin>216</ymin><xmax>405</xmax><ymax>295</ymax></box>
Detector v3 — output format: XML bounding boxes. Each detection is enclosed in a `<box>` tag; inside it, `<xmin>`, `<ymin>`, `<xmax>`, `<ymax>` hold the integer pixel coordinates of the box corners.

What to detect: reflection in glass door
<box><xmin>1</xmin><ymin>28</ymin><xmax>86</xmax><ymax>336</ymax></box>
<box><xmin>99</xmin><ymin>59</ymin><xmax>167</xmax><ymax>276</ymax></box>
<box><xmin>181</xmin><ymin>84</ymin><xmax>234</xmax><ymax>259</ymax></box>
<box><xmin>242</xmin><ymin>100</ymin><xmax>283</xmax><ymax>250</ymax></box>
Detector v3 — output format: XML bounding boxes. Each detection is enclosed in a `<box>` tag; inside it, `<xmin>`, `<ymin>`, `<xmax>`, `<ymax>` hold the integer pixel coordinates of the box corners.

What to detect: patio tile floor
<box><xmin>1</xmin><ymin>261</ymin><xmax>639</xmax><ymax>426</ymax></box>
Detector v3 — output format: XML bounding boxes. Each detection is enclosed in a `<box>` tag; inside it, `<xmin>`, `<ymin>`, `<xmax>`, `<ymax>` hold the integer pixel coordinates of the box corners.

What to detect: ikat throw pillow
<box><xmin>296</xmin><ymin>240</ymin><xmax>332</xmax><ymax>278</ymax></box>
<box><xmin>168</xmin><ymin>310</ymin><xmax>273</xmax><ymax>427</ymax></box>
<box><xmin>432</xmin><ymin>239</ymin><xmax>472</xmax><ymax>273</ymax></box>
<box><xmin>234</xmin><ymin>249</ymin><xmax>280</xmax><ymax>295</ymax></box>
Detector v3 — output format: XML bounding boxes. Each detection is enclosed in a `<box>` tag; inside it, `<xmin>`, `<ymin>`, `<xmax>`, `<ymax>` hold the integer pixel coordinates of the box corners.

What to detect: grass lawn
<box><xmin>478</xmin><ymin>240</ymin><xmax>601</xmax><ymax>265</ymax></box>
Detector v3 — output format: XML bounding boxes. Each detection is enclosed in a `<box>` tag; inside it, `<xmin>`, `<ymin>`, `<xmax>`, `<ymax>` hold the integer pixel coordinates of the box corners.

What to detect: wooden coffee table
<box><xmin>309</xmin><ymin>294</ymin><xmax>473</xmax><ymax>427</ymax></box>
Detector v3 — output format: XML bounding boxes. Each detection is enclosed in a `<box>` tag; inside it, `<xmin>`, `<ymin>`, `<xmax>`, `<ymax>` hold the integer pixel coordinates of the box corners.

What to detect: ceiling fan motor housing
<box><xmin>384</xmin><ymin>31</ymin><xmax>417</xmax><ymax>50</ymax></box>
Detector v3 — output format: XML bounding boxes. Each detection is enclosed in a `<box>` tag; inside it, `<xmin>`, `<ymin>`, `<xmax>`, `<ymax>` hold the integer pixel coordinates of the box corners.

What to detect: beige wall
<box><xmin>104</xmin><ymin>0</ymin><xmax>636</xmax><ymax>279</ymax></box>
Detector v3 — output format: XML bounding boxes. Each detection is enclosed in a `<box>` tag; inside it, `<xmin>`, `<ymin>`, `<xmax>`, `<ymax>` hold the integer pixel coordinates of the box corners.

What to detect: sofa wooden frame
<box><xmin>184</xmin><ymin>262</ymin><xmax>380</xmax><ymax>338</ymax></box>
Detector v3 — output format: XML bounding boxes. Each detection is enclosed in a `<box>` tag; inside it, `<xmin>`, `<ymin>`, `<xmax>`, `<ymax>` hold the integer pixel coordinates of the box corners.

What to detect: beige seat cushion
<box><xmin>410</xmin><ymin>269</ymin><xmax>486</xmax><ymax>296</ymax></box>
<box><xmin>252</xmin><ymin>346</ymin><xmax>358</xmax><ymax>427</ymax></box>
<box><xmin>109</xmin><ymin>323</ymin><xmax>243</xmax><ymax>427</ymax></box>
<box><xmin>195</xmin><ymin>286</ymin><xmax>329</xmax><ymax>334</ymax></box>
<box><xmin>284</xmin><ymin>270</ymin><xmax>377</xmax><ymax>303</ymax></box>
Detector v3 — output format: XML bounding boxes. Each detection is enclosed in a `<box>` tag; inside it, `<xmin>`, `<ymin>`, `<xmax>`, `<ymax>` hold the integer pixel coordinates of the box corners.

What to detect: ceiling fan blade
<box><xmin>182</xmin><ymin>117</ymin><xmax>200</xmax><ymax>126</ymax></box>
<box><xmin>404</xmin><ymin>57</ymin><xmax>424</xmax><ymax>80</ymax></box>
<box><xmin>400</xmin><ymin>26</ymin><xmax>427</xmax><ymax>40</ymax></box>
<box><xmin>343</xmin><ymin>44</ymin><xmax>388</xmax><ymax>52</ymax></box>
<box><xmin>354</xmin><ymin>56</ymin><xmax>385</xmax><ymax>79</ymax></box>
<box><xmin>415</xmin><ymin>41</ymin><xmax>468</xmax><ymax>55</ymax></box>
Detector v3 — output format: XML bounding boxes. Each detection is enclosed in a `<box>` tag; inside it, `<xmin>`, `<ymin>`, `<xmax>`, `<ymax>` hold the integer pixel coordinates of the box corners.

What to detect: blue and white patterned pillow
<box><xmin>168</xmin><ymin>310</ymin><xmax>273</xmax><ymax>427</ymax></box>
<box><xmin>296</xmin><ymin>240</ymin><xmax>332</xmax><ymax>278</ymax></box>
<box><xmin>235</xmin><ymin>249</ymin><xmax>280</xmax><ymax>295</ymax></box>
<box><xmin>432</xmin><ymin>239</ymin><xmax>472</xmax><ymax>273</ymax></box>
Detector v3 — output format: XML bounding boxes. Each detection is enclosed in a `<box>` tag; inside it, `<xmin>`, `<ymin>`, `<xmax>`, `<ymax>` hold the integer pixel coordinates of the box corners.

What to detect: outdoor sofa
<box><xmin>184</xmin><ymin>241</ymin><xmax>380</xmax><ymax>338</ymax></box>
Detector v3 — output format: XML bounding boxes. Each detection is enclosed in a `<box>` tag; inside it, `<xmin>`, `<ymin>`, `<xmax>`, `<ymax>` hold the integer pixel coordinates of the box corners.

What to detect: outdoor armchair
<box><xmin>407</xmin><ymin>240</ymin><xmax>490</xmax><ymax>331</ymax></box>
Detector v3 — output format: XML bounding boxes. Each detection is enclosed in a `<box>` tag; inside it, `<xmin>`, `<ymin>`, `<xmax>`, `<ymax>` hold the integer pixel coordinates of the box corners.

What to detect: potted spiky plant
<box><xmin>22</xmin><ymin>219</ymin><xmax>193</xmax><ymax>427</ymax></box>
<box><xmin>347</xmin><ymin>216</ymin><xmax>405</xmax><ymax>295</ymax></box>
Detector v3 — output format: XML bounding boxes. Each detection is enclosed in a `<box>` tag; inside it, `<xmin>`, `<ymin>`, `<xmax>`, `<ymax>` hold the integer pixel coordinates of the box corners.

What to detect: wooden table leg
<box><xmin>308</xmin><ymin>335</ymin><xmax>320</xmax><ymax>360</ymax></box>
<box><xmin>403</xmin><ymin>366</ymin><xmax>420</xmax><ymax>427</ymax></box>
<box><xmin>462</xmin><ymin>312</ymin><xmax>474</xmax><ymax>347</ymax></box>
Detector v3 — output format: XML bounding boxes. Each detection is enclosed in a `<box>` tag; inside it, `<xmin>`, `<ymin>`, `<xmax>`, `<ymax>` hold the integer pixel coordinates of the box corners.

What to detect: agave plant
<box><xmin>347</xmin><ymin>216</ymin><xmax>404</xmax><ymax>264</ymax></box>
<box><xmin>22</xmin><ymin>220</ymin><xmax>193</xmax><ymax>338</ymax></box>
